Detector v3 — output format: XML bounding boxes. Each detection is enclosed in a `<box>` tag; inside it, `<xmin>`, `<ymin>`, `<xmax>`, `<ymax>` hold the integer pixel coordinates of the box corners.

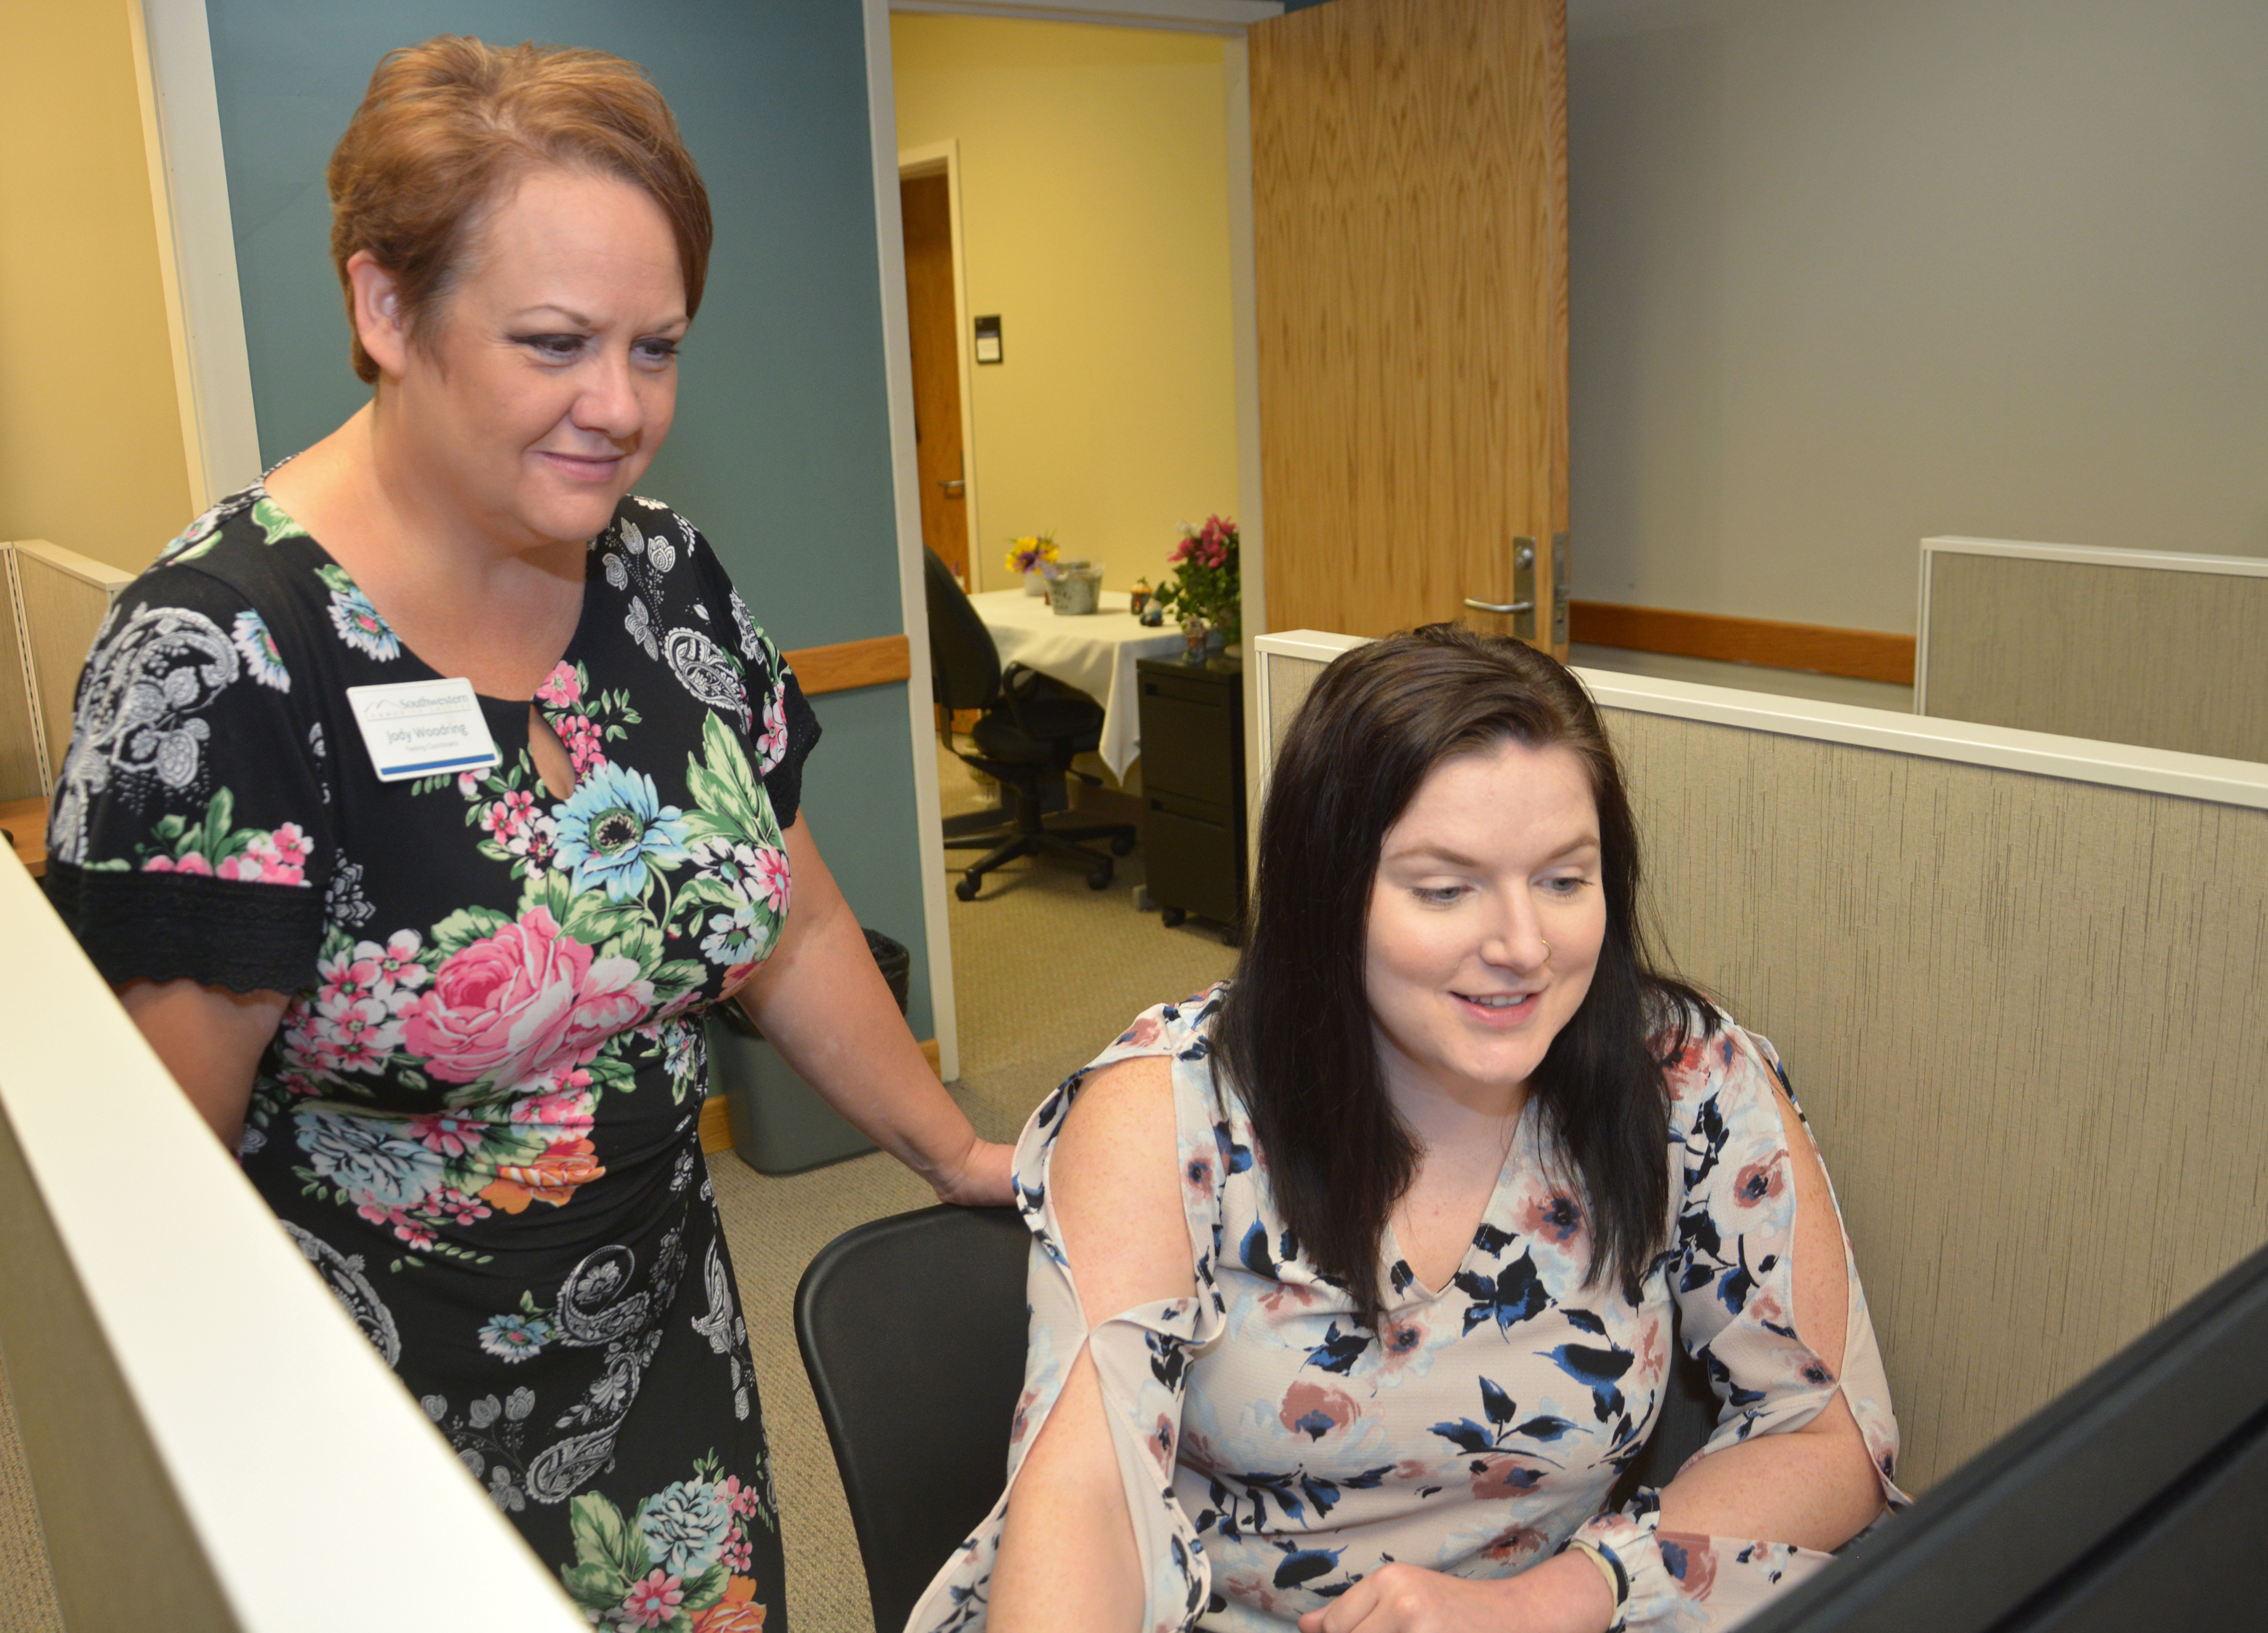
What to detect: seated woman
<box><xmin>910</xmin><ymin>626</ymin><xmax>1905</xmax><ymax>1633</ymax></box>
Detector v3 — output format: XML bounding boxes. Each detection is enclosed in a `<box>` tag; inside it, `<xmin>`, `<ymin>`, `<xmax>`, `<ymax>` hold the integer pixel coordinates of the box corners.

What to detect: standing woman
<box><xmin>42</xmin><ymin>37</ymin><xmax>1007</xmax><ymax>1628</ymax></box>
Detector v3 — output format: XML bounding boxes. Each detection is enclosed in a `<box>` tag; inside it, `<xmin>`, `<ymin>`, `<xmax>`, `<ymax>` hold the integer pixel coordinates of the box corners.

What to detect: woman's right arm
<box><xmin>116</xmin><ymin>980</ymin><xmax>287</xmax><ymax>1150</ymax></box>
<box><xmin>989</xmin><ymin>1054</ymin><xmax>1196</xmax><ymax>1633</ymax></box>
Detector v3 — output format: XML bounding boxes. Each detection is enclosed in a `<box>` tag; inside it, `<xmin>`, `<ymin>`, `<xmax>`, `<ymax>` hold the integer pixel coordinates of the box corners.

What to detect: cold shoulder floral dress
<box><xmin>910</xmin><ymin>985</ymin><xmax>1907</xmax><ymax>1633</ymax></box>
<box><xmin>44</xmin><ymin>480</ymin><xmax>812</xmax><ymax>1633</ymax></box>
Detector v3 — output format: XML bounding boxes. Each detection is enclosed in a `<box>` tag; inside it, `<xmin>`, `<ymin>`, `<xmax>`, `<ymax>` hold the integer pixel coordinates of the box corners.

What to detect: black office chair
<box><xmin>923</xmin><ymin>548</ymin><xmax>1135</xmax><ymax>899</ymax></box>
<box><xmin>795</xmin><ymin>1204</ymin><xmax>1031</xmax><ymax>1633</ymax></box>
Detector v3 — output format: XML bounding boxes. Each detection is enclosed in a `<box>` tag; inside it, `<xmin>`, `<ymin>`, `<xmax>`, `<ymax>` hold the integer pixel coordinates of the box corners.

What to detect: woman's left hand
<box><xmin>1294</xmin><ymin>1555</ymin><xmax>1614</xmax><ymax>1633</ymax></box>
<box><xmin>931</xmin><ymin>1133</ymin><xmax>1016</xmax><ymax>1207</ymax></box>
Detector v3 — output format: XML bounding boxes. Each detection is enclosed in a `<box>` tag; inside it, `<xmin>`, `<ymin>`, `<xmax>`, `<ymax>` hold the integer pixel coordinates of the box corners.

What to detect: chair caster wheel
<box><xmin>1109</xmin><ymin>835</ymin><xmax>1135</xmax><ymax>857</ymax></box>
<box><xmin>1162</xmin><ymin>906</ymin><xmax>1187</xmax><ymax>927</ymax></box>
<box><xmin>1087</xmin><ymin>864</ymin><xmax>1113</xmax><ymax>890</ymax></box>
<box><xmin>955</xmin><ymin>877</ymin><xmax>980</xmax><ymax>902</ymax></box>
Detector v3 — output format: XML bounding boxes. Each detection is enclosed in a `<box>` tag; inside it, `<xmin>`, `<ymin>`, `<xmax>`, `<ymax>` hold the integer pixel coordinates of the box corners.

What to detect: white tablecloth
<box><xmin>971</xmin><ymin>589</ymin><xmax>1187</xmax><ymax>779</ymax></box>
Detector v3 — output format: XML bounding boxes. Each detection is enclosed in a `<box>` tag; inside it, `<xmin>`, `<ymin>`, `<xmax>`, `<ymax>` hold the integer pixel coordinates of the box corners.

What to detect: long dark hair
<box><xmin>1214</xmin><ymin>626</ymin><xmax>1713</xmax><ymax>1330</ymax></box>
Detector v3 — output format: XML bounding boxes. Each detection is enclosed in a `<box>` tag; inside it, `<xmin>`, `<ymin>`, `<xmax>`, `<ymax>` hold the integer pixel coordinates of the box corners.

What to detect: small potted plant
<box><xmin>1004</xmin><ymin>533</ymin><xmax>1058</xmax><ymax>594</ymax></box>
<box><xmin>1152</xmin><ymin>515</ymin><xmax>1240</xmax><ymax>664</ymax></box>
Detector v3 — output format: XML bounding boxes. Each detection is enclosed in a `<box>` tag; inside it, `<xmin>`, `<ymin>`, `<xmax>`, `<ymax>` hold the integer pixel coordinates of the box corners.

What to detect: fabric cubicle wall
<box><xmin>1917</xmin><ymin>536</ymin><xmax>2268</xmax><ymax>764</ymax></box>
<box><xmin>0</xmin><ymin>850</ymin><xmax>585</xmax><ymax>1631</ymax></box>
<box><xmin>1252</xmin><ymin>631</ymin><xmax>2268</xmax><ymax>1494</ymax></box>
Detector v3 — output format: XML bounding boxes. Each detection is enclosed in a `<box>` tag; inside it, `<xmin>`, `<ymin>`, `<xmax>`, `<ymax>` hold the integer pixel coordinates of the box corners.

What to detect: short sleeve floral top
<box><xmin>43</xmin><ymin>478</ymin><xmax>817</xmax><ymax>1632</ymax></box>
<box><xmin>910</xmin><ymin>984</ymin><xmax>1907</xmax><ymax>1633</ymax></box>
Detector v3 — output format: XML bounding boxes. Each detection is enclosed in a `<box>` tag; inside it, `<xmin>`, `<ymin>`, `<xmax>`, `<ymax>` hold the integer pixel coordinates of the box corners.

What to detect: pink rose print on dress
<box><xmin>1660</xmin><ymin>1530</ymin><xmax>1719</xmax><ymax>1599</ymax></box>
<box><xmin>1730</xmin><ymin>1151</ymin><xmax>1789</xmax><ymax>1211</ymax></box>
<box><xmin>402</xmin><ymin>906</ymin><xmax>653</xmax><ymax>1089</ymax></box>
<box><xmin>1469</xmin><ymin>1454</ymin><xmax>1546</xmax><ymax>1500</ymax></box>
<box><xmin>1481</xmin><ymin>1525</ymin><xmax>1547</xmax><ymax>1562</ymax></box>
<box><xmin>1279</xmin><ymin>1382</ymin><xmax>1361</xmax><ymax>1442</ymax></box>
<box><xmin>1515</xmin><ymin>1190</ymin><xmax>1585</xmax><ymax>1248</ymax></box>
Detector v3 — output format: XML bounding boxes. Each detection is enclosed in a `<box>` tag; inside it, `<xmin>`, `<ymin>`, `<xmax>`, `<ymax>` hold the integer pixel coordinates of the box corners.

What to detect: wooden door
<box><xmin>1250</xmin><ymin>0</ymin><xmax>1568</xmax><ymax>657</ymax></box>
<box><xmin>901</xmin><ymin>171</ymin><xmax>969</xmax><ymax>586</ymax></box>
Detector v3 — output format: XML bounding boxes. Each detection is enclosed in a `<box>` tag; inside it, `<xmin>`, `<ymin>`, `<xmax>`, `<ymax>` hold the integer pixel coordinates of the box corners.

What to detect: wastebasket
<box><xmin>710</xmin><ymin>929</ymin><xmax>912</xmax><ymax>1175</ymax></box>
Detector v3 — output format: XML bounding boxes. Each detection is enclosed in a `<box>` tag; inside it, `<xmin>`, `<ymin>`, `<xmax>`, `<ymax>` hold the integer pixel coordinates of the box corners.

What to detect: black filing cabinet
<box><xmin>1136</xmin><ymin>658</ymin><xmax>1245</xmax><ymax>941</ymax></box>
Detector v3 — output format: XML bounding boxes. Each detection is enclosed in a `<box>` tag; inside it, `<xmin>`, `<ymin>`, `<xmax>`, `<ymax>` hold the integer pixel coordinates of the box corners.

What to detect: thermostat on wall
<box><xmin>974</xmin><ymin>315</ymin><xmax>1002</xmax><ymax>364</ymax></box>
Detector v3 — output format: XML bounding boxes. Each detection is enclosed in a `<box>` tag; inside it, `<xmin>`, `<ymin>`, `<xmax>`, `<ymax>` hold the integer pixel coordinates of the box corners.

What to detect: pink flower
<box><xmin>1470</xmin><ymin>1454</ymin><xmax>1546</xmax><ymax>1500</ymax></box>
<box><xmin>400</xmin><ymin>907</ymin><xmax>653</xmax><ymax>1088</ymax></box>
<box><xmin>1279</xmin><ymin>1382</ymin><xmax>1360</xmax><ymax>1442</ymax></box>
<box><xmin>172</xmin><ymin>852</ymin><xmax>213</xmax><ymax>876</ymax></box>
<box><xmin>1731</xmin><ymin>1153</ymin><xmax>1789</xmax><ymax>1210</ymax></box>
<box><xmin>718</xmin><ymin>1475</ymin><xmax>763</xmax><ymax>1521</ymax></box>
<box><xmin>555</xmin><ymin>713</ymin><xmax>607</xmax><ymax>777</ymax></box>
<box><xmin>755</xmin><ymin>693</ymin><xmax>787</xmax><ymax>772</ymax></box>
<box><xmin>750</xmin><ymin>847</ymin><xmax>791</xmax><ymax>913</ymax></box>
<box><xmin>621</xmin><ymin>1570</ymin><xmax>685</xmax><ymax>1628</ymax></box>
<box><xmin>406</xmin><ymin>1111</ymin><xmax>487</xmax><ymax>1157</ymax></box>
<box><xmin>456</xmin><ymin>772</ymin><xmax>481</xmax><ymax>798</ymax></box>
<box><xmin>510</xmin><ymin>1083</ymin><xmax>597</xmax><ymax>1139</ymax></box>
<box><xmin>535</xmin><ymin>661</ymin><xmax>583</xmax><ymax>707</ymax></box>
<box><xmin>481</xmin><ymin>789</ymin><xmax>537</xmax><ymax>841</ymax></box>
<box><xmin>357</xmin><ymin>1203</ymin><xmax>437</xmax><ymax>1251</ymax></box>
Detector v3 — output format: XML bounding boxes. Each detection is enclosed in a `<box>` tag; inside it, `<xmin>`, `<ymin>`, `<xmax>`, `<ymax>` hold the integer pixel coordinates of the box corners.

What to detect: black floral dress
<box><xmin>43</xmin><ymin>479</ymin><xmax>816</xmax><ymax>1633</ymax></box>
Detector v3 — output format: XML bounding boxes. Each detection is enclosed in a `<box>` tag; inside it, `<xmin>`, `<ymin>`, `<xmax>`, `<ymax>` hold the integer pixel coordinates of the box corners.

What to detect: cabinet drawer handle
<box><xmin>1463</xmin><ymin>596</ymin><xmax>1534</xmax><ymax>615</ymax></box>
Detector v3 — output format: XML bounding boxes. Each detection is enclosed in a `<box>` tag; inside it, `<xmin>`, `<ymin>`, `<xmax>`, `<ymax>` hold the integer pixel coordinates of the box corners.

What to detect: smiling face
<box><xmin>1363</xmin><ymin>737</ymin><xmax>1609</xmax><ymax>1120</ymax></box>
<box><xmin>368</xmin><ymin>166</ymin><xmax>688</xmax><ymax>551</ymax></box>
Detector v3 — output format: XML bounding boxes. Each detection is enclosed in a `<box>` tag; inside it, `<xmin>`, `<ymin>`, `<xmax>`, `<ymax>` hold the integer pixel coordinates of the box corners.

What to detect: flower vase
<box><xmin>1023</xmin><ymin>570</ymin><xmax>1048</xmax><ymax>597</ymax></box>
<box><xmin>1181</xmin><ymin>619</ymin><xmax>1210</xmax><ymax>665</ymax></box>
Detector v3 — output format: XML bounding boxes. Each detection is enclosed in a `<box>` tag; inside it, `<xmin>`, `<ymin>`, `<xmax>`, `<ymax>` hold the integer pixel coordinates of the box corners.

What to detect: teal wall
<box><xmin>203</xmin><ymin>0</ymin><xmax>936</xmax><ymax>1038</ymax></box>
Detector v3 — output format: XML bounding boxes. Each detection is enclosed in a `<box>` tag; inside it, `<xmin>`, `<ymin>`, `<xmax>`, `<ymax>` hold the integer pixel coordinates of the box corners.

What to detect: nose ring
<box><xmin>1540</xmin><ymin>939</ymin><xmax>1551</xmax><ymax>961</ymax></box>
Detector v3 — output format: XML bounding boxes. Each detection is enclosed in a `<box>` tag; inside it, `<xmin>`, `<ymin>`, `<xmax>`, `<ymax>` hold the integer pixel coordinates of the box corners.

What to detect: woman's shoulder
<box><xmin>602</xmin><ymin>494</ymin><xmax>786</xmax><ymax>676</ymax></box>
<box><xmin>1647</xmin><ymin>991</ymin><xmax>1785</xmax><ymax>1109</ymax></box>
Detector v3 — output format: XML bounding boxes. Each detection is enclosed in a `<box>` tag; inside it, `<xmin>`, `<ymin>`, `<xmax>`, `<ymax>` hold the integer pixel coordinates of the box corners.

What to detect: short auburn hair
<box><xmin>327</xmin><ymin>36</ymin><xmax>713</xmax><ymax>384</ymax></box>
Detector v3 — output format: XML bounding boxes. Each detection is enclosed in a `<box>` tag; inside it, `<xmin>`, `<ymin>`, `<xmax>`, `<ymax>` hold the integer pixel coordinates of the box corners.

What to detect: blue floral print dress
<box><xmin>909</xmin><ymin>985</ymin><xmax>1907</xmax><ymax>1633</ymax></box>
<box><xmin>44</xmin><ymin>479</ymin><xmax>813</xmax><ymax>1633</ymax></box>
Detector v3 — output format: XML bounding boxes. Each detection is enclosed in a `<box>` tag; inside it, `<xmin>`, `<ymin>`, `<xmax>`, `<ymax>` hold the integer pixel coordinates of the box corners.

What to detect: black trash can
<box><xmin>710</xmin><ymin>929</ymin><xmax>912</xmax><ymax>1175</ymax></box>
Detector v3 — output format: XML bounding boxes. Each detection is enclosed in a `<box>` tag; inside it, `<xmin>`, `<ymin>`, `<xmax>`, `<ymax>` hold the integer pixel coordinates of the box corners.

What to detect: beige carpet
<box><xmin>0</xmin><ymin>742</ymin><xmax>1238</xmax><ymax>1633</ymax></box>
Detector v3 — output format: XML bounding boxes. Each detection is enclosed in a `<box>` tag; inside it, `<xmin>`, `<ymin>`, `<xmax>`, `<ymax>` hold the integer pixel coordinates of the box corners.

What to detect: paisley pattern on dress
<box><xmin>909</xmin><ymin>986</ymin><xmax>1907</xmax><ymax>1633</ymax></box>
<box><xmin>45</xmin><ymin>481</ymin><xmax>819</xmax><ymax>1633</ymax></box>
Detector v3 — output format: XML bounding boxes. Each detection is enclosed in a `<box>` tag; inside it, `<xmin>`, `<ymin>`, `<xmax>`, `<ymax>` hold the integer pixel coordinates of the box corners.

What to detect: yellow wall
<box><xmin>0</xmin><ymin>1</ymin><xmax>193</xmax><ymax>572</ymax></box>
<box><xmin>892</xmin><ymin>14</ymin><xmax>1239</xmax><ymax>595</ymax></box>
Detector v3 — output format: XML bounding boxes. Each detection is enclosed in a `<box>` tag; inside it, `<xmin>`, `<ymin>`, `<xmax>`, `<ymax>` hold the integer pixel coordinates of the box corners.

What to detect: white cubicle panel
<box><xmin>1916</xmin><ymin>535</ymin><xmax>2268</xmax><ymax>762</ymax></box>
<box><xmin>1251</xmin><ymin>630</ymin><xmax>2268</xmax><ymax>1492</ymax></box>
<box><xmin>0</xmin><ymin>853</ymin><xmax>585</xmax><ymax>1632</ymax></box>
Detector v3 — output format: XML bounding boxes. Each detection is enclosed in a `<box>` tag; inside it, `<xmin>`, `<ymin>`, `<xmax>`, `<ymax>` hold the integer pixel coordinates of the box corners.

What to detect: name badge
<box><xmin>345</xmin><ymin>677</ymin><xmax>502</xmax><ymax>783</ymax></box>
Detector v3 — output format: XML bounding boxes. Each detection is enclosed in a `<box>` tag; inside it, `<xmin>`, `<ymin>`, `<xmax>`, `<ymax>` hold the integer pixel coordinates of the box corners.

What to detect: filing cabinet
<box><xmin>1135</xmin><ymin>658</ymin><xmax>1245</xmax><ymax>942</ymax></box>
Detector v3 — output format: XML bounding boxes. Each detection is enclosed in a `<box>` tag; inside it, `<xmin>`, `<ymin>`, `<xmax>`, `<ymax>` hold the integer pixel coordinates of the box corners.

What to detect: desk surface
<box><xmin>971</xmin><ymin>590</ymin><xmax>1186</xmax><ymax>778</ymax></box>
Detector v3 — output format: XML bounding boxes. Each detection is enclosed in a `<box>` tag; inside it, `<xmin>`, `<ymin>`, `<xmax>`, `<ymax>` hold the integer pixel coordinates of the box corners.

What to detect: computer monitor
<box><xmin>1744</xmin><ymin>1236</ymin><xmax>2268</xmax><ymax>1633</ymax></box>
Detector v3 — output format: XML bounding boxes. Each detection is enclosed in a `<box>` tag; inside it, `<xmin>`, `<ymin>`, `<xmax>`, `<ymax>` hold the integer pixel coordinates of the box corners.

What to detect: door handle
<box><xmin>1463</xmin><ymin>597</ymin><xmax>1534</xmax><ymax>614</ymax></box>
<box><xmin>938</xmin><ymin>479</ymin><xmax>965</xmax><ymax>496</ymax></box>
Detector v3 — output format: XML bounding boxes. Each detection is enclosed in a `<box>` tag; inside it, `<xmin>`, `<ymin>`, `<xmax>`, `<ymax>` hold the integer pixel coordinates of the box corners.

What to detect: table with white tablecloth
<box><xmin>969</xmin><ymin>589</ymin><xmax>1187</xmax><ymax>779</ymax></box>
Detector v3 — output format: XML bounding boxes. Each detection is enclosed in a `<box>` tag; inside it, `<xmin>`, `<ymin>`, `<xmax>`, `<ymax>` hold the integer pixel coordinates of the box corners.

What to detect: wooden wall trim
<box><xmin>1570</xmin><ymin>600</ymin><xmax>1916</xmax><ymax>685</ymax></box>
<box><xmin>782</xmin><ymin>632</ymin><xmax>912</xmax><ymax>696</ymax></box>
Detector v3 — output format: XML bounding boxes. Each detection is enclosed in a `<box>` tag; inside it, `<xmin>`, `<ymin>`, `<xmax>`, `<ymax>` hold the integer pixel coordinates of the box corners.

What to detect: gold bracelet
<box><xmin>1563</xmin><ymin>1538</ymin><xmax>1628</xmax><ymax>1610</ymax></box>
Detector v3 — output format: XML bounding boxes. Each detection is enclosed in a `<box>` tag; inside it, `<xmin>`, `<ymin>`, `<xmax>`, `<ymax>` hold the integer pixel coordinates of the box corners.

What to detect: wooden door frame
<box><xmin>866</xmin><ymin>0</ymin><xmax>1280</xmax><ymax>1077</ymax></box>
<box><xmin>896</xmin><ymin>141</ymin><xmax>986</xmax><ymax>592</ymax></box>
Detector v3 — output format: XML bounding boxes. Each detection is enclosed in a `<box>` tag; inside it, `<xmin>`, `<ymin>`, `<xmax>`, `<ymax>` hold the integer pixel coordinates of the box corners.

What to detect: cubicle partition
<box><xmin>1253</xmin><ymin>631</ymin><xmax>2268</xmax><ymax>1493</ymax></box>
<box><xmin>0</xmin><ymin>852</ymin><xmax>584</xmax><ymax>1631</ymax></box>
<box><xmin>1916</xmin><ymin>535</ymin><xmax>2268</xmax><ymax>761</ymax></box>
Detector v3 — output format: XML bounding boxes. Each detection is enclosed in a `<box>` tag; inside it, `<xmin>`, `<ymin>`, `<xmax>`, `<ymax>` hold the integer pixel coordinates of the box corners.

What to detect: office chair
<box><xmin>923</xmin><ymin>548</ymin><xmax>1135</xmax><ymax>899</ymax></box>
<box><xmin>794</xmin><ymin>1204</ymin><xmax>1031</xmax><ymax>1633</ymax></box>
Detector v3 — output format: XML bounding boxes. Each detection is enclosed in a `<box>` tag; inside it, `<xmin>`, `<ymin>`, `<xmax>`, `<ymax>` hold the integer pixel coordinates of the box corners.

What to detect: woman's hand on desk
<box><xmin>1294</xmin><ymin>1554</ymin><xmax>1613</xmax><ymax>1633</ymax></box>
